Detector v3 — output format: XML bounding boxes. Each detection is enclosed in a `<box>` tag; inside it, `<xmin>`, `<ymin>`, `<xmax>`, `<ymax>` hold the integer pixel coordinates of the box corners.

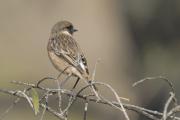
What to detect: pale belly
<box><xmin>48</xmin><ymin>51</ymin><xmax>83</xmax><ymax>79</ymax></box>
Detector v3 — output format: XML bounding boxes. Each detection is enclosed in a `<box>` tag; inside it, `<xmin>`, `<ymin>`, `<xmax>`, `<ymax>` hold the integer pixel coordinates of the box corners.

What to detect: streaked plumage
<box><xmin>47</xmin><ymin>21</ymin><xmax>89</xmax><ymax>80</ymax></box>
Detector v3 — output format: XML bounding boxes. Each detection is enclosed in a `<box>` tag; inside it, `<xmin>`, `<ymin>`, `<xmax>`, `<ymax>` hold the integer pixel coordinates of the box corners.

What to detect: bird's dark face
<box><xmin>65</xmin><ymin>24</ymin><xmax>78</xmax><ymax>35</ymax></box>
<box><xmin>52</xmin><ymin>21</ymin><xmax>78</xmax><ymax>35</ymax></box>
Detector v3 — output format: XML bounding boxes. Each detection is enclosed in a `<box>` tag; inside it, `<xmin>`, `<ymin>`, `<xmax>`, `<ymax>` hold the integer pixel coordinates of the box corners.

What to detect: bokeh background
<box><xmin>0</xmin><ymin>0</ymin><xmax>180</xmax><ymax>120</ymax></box>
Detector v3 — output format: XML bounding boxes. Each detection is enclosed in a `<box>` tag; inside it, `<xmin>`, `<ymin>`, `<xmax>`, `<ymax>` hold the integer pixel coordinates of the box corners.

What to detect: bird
<box><xmin>47</xmin><ymin>20</ymin><xmax>89</xmax><ymax>89</ymax></box>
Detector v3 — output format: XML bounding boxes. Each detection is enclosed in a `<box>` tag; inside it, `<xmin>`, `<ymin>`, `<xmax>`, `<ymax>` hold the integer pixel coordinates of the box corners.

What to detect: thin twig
<box><xmin>91</xmin><ymin>58</ymin><xmax>101</xmax><ymax>81</ymax></box>
<box><xmin>40</xmin><ymin>105</ymin><xmax>46</xmax><ymax>120</ymax></box>
<box><xmin>1</xmin><ymin>75</ymin><xmax>180</xmax><ymax>120</ymax></box>
<box><xmin>1</xmin><ymin>88</ymin><xmax>180</xmax><ymax>120</ymax></box>
<box><xmin>56</xmin><ymin>79</ymin><xmax>63</xmax><ymax>113</ymax></box>
<box><xmin>167</xmin><ymin>106</ymin><xmax>180</xmax><ymax>118</ymax></box>
<box><xmin>92</xmin><ymin>82</ymin><xmax>130</xmax><ymax>120</ymax></box>
<box><xmin>83</xmin><ymin>99</ymin><xmax>89</xmax><ymax>120</ymax></box>
<box><xmin>0</xmin><ymin>88</ymin><xmax>66</xmax><ymax>120</ymax></box>
<box><xmin>162</xmin><ymin>92</ymin><xmax>175</xmax><ymax>120</ymax></box>
<box><xmin>133</xmin><ymin>76</ymin><xmax>175</xmax><ymax>93</ymax></box>
<box><xmin>40</xmin><ymin>91</ymin><xmax>50</xmax><ymax>120</ymax></box>
<box><xmin>36</xmin><ymin>77</ymin><xmax>57</xmax><ymax>88</ymax></box>
<box><xmin>60</xmin><ymin>95</ymin><xmax>75</xmax><ymax>117</ymax></box>
<box><xmin>16</xmin><ymin>90</ymin><xmax>34</xmax><ymax>109</ymax></box>
<box><xmin>0</xmin><ymin>98</ymin><xmax>20</xmax><ymax>120</ymax></box>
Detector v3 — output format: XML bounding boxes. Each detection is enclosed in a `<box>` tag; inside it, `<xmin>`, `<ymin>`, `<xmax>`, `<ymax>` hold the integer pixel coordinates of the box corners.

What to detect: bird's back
<box><xmin>48</xmin><ymin>31</ymin><xmax>89</xmax><ymax>79</ymax></box>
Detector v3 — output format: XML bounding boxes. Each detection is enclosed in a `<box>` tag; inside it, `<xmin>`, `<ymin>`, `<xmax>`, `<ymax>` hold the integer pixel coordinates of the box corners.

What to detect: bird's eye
<box><xmin>67</xmin><ymin>25</ymin><xmax>73</xmax><ymax>30</ymax></box>
<box><xmin>67</xmin><ymin>25</ymin><xmax>74</xmax><ymax>34</ymax></box>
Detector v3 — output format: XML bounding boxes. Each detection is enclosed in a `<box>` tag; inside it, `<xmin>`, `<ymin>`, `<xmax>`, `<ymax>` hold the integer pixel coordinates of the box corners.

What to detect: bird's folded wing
<box><xmin>51</xmin><ymin>33</ymin><xmax>88</xmax><ymax>73</ymax></box>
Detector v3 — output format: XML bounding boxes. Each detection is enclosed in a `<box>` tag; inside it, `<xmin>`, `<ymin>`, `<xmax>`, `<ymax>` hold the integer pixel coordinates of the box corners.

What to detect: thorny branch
<box><xmin>0</xmin><ymin>76</ymin><xmax>180</xmax><ymax>120</ymax></box>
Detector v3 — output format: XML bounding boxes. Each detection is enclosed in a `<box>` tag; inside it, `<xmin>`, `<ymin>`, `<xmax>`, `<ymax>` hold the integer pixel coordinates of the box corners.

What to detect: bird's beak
<box><xmin>73</xmin><ymin>29</ymin><xmax>78</xmax><ymax>32</ymax></box>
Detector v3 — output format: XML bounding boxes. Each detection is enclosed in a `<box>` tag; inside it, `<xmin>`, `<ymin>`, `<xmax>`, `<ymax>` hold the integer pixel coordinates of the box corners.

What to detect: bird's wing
<box><xmin>50</xmin><ymin>33</ymin><xmax>89</xmax><ymax>75</ymax></box>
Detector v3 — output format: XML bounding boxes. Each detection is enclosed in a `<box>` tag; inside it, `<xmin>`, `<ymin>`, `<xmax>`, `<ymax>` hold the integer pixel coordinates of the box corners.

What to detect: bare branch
<box><xmin>133</xmin><ymin>76</ymin><xmax>175</xmax><ymax>93</ymax></box>
<box><xmin>1</xmin><ymin>76</ymin><xmax>180</xmax><ymax>120</ymax></box>
<box><xmin>0</xmin><ymin>98</ymin><xmax>20</xmax><ymax>120</ymax></box>
<box><xmin>162</xmin><ymin>92</ymin><xmax>175</xmax><ymax>120</ymax></box>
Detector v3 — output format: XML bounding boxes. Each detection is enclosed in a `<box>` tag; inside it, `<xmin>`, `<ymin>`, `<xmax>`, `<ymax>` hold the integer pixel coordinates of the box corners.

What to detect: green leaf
<box><xmin>31</xmin><ymin>88</ymin><xmax>39</xmax><ymax>115</ymax></box>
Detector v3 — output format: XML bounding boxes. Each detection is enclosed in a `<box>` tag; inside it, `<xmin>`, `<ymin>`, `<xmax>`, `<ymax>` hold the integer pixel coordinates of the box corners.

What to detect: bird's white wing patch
<box><xmin>79</xmin><ymin>61</ymin><xmax>86</xmax><ymax>71</ymax></box>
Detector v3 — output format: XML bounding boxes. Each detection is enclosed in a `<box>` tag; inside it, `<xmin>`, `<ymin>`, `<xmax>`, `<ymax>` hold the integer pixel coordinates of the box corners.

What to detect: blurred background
<box><xmin>0</xmin><ymin>0</ymin><xmax>180</xmax><ymax>120</ymax></box>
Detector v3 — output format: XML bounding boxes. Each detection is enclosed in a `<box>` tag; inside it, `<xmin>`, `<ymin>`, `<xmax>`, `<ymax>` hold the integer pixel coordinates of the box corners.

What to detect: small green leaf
<box><xmin>31</xmin><ymin>88</ymin><xmax>39</xmax><ymax>115</ymax></box>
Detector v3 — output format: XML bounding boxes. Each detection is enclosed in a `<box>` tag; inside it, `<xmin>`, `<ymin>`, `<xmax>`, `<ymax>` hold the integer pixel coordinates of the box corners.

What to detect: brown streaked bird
<box><xmin>47</xmin><ymin>21</ymin><xmax>89</xmax><ymax>88</ymax></box>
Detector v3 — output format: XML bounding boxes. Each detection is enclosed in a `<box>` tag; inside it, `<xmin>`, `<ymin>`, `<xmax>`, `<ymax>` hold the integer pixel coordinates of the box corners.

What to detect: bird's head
<box><xmin>51</xmin><ymin>20</ymin><xmax>78</xmax><ymax>35</ymax></box>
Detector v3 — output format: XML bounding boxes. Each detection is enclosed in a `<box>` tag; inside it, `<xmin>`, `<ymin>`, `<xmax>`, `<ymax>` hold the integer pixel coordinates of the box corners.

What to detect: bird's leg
<box><xmin>87</xmin><ymin>80</ymin><xmax>98</xmax><ymax>91</ymax></box>
<box><xmin>72</xmin><ymin>77</ymin><xmax>80</xmax><ymax>90</ymax></box>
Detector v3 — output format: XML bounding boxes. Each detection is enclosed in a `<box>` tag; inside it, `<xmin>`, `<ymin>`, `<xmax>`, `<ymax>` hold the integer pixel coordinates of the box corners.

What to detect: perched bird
<box><xmin>47</xmin><ymin>21</ymin><xmax>89</xmax><ymax>88</ymax></box>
